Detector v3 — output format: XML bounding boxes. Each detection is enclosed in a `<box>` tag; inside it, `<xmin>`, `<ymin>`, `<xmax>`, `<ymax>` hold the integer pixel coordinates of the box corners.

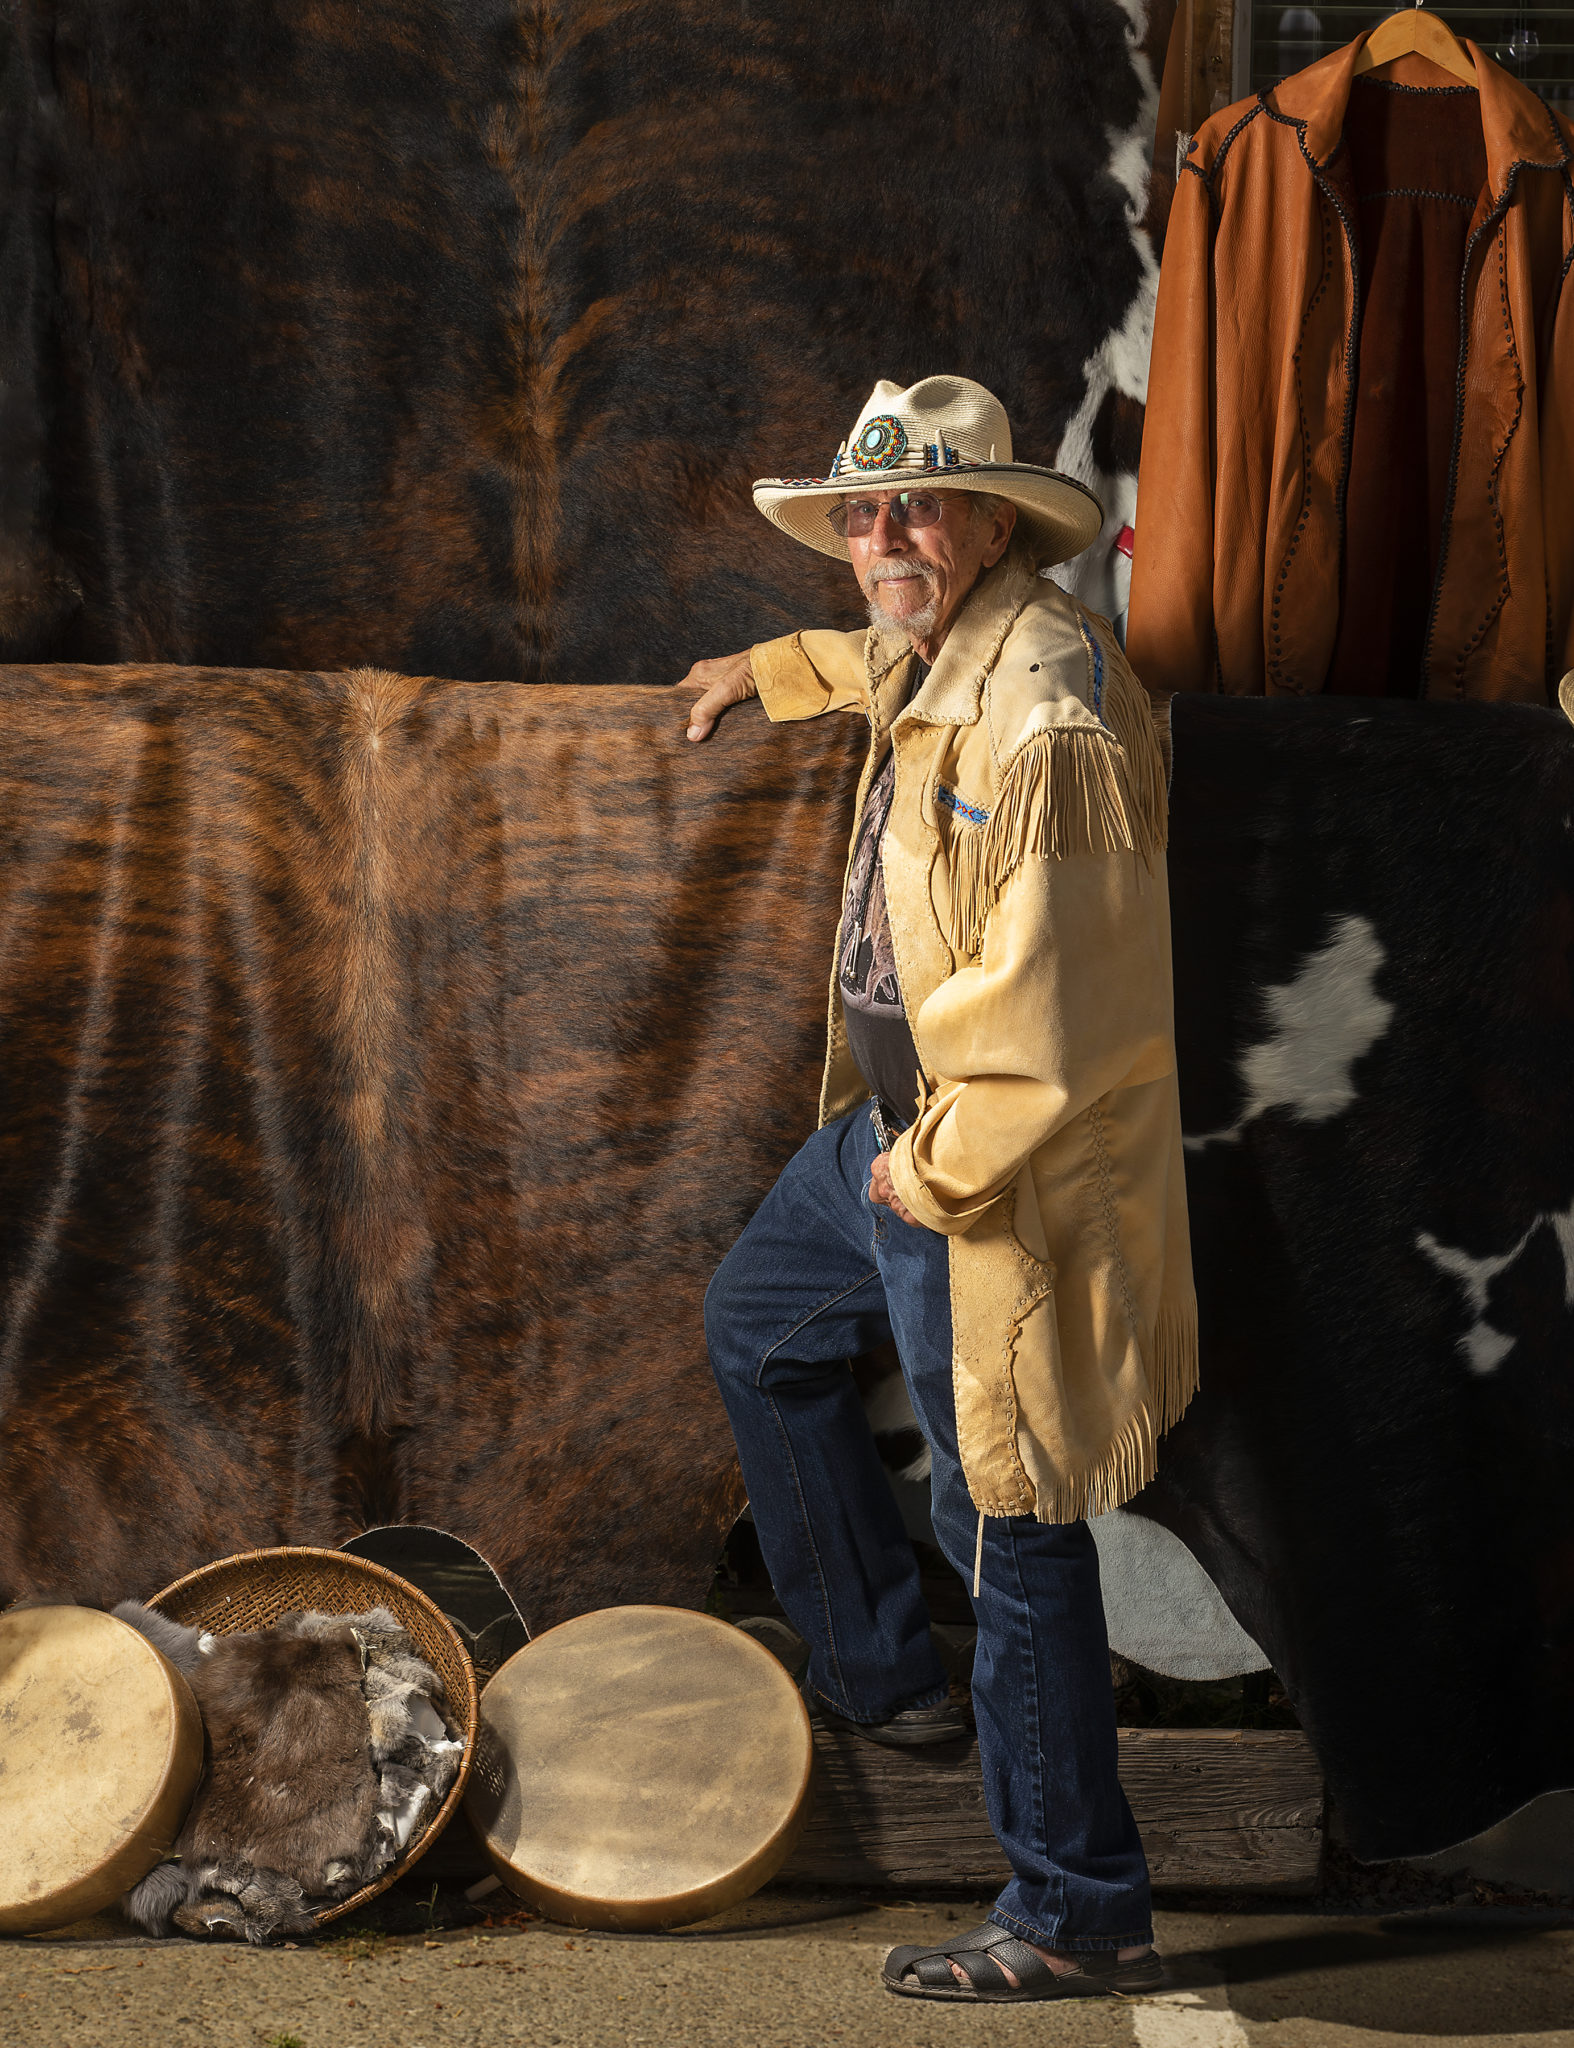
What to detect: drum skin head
<box><xmin>0</xmin><ymin>1605</ymin><xmax>204</xmax><ymax>1935</ymax></box>
<box><xmin>465</xmin><ymin>1605</ymin><xmax>813</xmax><ymax>1931</ymax></box>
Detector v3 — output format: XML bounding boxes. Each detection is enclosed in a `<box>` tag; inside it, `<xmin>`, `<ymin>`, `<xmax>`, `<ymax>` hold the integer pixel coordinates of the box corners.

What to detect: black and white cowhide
<box><xmin>872</xmin><ymin>692</ymin><xmax>1574</xmax><ymax>1862</ymax></box>
<box><xmin>1044</xmin><ymin>0</ymin><xmax>1173</xmax><ymax>639</ymax></box>
<box><xmin>1145</xmin><ymin>693</ymin><xmax>1574</xmax><ymax>1859</ymax></box>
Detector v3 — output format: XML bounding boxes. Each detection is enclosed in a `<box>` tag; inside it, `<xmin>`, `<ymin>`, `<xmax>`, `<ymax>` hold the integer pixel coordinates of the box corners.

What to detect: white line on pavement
<box><xmin>1131</xmin><ymin>1975</ymin><xmax>1251</xmax><ymax>2048</ymax></box>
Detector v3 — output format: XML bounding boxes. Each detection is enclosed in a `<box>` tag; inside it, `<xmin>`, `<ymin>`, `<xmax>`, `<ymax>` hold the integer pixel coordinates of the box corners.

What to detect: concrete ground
<box><xmin>5</xmin><ymin>1891</ymin><xmax>1573</xmax><ymax>2048</ymax></box>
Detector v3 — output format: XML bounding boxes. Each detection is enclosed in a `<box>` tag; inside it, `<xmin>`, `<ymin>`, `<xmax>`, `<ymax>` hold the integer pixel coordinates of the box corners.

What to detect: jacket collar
<box><xmin>882</xmin><ymin>544</ymin><xmax>1043</xmax><ymax>731</ymax></box>
<box><xmin>1267</xmin><ymin>34</ymin><xmax>1567</xmax><ymax>200</ymax></box>
<box><xmin>1471</xmin><ymin>40</ymin><xmax>1571</xmax><ymax>196</ymax></box>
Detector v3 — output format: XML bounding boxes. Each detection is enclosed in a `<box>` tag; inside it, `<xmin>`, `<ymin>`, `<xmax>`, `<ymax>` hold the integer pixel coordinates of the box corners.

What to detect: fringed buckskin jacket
<box><xmin>749</xmin><ymin>544</ymin><xmax>1197</xmax><ymax>1524</ymax></box>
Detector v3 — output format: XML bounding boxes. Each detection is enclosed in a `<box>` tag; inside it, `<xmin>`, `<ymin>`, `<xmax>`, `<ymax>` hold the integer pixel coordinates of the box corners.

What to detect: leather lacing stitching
<box><xmin>1359</xmin><ymin>187</ymin><xmax>1474</xmax><ymax>206</ymax></box>
<box><xmin>1542</xmin><ymin>94</ymin><xmax>1574</xmax><ymax>169</ymax></box>
<box><xmin>1085</xmin><ymin>1099</ymin><xmax>1141</xmax><ymax>1342</ymax></box>
<box><xmin>1422</xmin><ymin>166</ymin><xmax>1525</xmax><ymax>696</ymax></box>
<box><xmin>988</xmin><ymin>1205</ymin><xmax>1048</xmax><ymax>1539</ymax></box>
<box><xmin>1447</xmin><ymin>220</ymin><xmax>1525</xmax><ymax>693</ymax></box>
<box><xmin>974</xmin><ymin>581</ymin><xmax>1036</xmax><ymax>774</ymax></box>
<box><xmin>1268</xmin><ymin>201</ymin><xmax>1331</xmax><ymax>688</ymax></box>
<box><xmin>1549</xmin><ymin>156</ymin><xmax>1571</xmax><ymax>682</ymax></box>
<box><xmin>1262</xmin><ymin>99</ymin><xmax>1363</xmax><ymax>695</ymax></box>
<box><xmin>1353</xmin><ymin>78</ymin><xmax>1478</xmax><ymax>98</ymax></box>
<box><xmin>1196</xmin><ymin>98</ymin><xmax>1265</xmax><ymax>196</ymax></box>
<box><xmin>1422</xmin><ymin>96</ymin><xmax>1569</xmax><ymax>691</ymax></box>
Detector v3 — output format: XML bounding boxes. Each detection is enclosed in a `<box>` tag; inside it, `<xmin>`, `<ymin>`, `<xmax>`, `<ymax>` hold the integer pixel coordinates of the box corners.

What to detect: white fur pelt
<box><xmin>115</xmin><ymin>1602</ymin><xmax>463</xmax><ymax>1943</ymax></box>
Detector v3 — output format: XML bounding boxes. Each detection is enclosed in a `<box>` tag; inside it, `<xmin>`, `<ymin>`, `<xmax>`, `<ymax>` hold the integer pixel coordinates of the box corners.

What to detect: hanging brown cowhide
<box><xmin>0</xmin><ymin>0</ymin><xmax>1170</xmax><ymax>675</ymax></box>
<box><xmin>0</xmin><ymin>663</ymin><xmax>865</xmax><ymax>1627</ymax></box>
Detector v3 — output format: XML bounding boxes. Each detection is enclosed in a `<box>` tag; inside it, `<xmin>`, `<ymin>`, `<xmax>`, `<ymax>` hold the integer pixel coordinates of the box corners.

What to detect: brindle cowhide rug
<box><xmin>0</xmin><ymin>663</ymin><xmax>865</xmax><ymax>1627</ymax></box>
<box><xmin>0</xmin><ymin>0</ymin><xmax>1171</xmax><ymax>673</ymax></box>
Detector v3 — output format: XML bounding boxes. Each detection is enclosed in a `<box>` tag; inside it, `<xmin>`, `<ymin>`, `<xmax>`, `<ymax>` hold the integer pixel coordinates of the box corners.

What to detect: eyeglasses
<box><xmin>827</xmin><ymin>490</ymin><xmax>949</xmax><ymax>540</ymax></box>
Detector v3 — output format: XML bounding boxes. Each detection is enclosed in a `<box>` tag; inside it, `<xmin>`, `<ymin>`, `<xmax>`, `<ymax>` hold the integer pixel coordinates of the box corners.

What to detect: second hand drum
<box><xmin>465</xmin><ymin>1605</ymin><xmax>814</xmax><ymax>1931</ymax></box>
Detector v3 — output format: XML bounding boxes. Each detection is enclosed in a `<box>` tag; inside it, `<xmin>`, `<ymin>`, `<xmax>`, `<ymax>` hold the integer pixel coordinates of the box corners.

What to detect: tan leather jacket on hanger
<box><xmin>1128</xmin><ymin>35</ymin><xmax>1574</xmax><ymax>702</ymax></box>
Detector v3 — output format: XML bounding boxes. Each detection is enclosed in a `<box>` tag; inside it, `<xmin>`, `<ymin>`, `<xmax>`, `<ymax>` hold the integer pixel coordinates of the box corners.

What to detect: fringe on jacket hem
<box><xmin>1149</xmin><ymin>1300</ymin><xmax>1201</xmax><ymax>1436</ymax></box>
<box><xmin>1006</xmin><ymin>1302</ymin><xmax>1200</xmax><ymax>1526</ymax></box>
<box><xmin>947</xmin><ymin>668</ymin><xmax>1169</xmax><ymax>960</ymax></box>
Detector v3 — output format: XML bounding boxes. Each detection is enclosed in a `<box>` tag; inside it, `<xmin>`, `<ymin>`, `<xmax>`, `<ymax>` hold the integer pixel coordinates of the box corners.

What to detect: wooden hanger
<box><xmin>1354</xmin><ymin>2</ymin><xmax>1477</xmax><ymax>85</ymax></box>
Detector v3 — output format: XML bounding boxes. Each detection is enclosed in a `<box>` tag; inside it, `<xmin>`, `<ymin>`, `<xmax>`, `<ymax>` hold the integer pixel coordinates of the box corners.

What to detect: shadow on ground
<box><xmin>1191</xmin><ymin>1911</ymin><xmax>1574</xmax><ymax>2035</ymax></box>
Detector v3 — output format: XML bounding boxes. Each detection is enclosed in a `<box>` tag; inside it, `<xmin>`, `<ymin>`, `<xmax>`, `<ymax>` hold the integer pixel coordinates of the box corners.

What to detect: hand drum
<box><xmin>465</xmin><ymin>1605</ymin><xmax>813</xmax><ymax>1931</ymax></box>
<box><xmin>0</xmin><ymin>1605</ymin><xmax>204</xmax><ymax>1934</ymax></box>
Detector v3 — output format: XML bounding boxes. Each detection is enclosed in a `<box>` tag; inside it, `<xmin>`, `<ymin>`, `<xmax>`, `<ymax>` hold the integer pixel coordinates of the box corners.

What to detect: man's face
<box><xmin>842</xmin><ymin>488</ymin><xmax>1016</xmax><ymax>649</ymax></box>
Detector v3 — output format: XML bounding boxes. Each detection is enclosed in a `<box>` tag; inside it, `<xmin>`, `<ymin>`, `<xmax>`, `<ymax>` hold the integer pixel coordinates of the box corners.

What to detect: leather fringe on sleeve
<box><xmin>948</xmin><ymin>663</ymin><xmax>1169</xmax><ymax>961</ymax></box>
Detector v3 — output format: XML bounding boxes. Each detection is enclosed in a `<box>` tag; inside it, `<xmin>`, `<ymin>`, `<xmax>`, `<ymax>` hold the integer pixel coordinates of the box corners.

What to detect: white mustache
<box><xmin>863</xmin><ymin>559</ymin><xmax>935</xmax><ymax>592</ymax></box>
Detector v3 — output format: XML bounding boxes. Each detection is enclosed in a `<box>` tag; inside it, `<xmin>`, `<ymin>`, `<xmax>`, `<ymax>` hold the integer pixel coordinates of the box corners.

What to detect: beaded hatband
<box><xmin>848</xmin><ymin>415</ymin><xmax>909</xmax><ymax>471</ymax></box>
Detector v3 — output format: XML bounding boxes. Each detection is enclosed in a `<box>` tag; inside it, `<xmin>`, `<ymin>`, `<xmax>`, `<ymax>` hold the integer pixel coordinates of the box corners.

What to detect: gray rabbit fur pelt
<box><xmin>117</xmin><ymin>1603</ymin><xmax>461</xmax><ymax>1943</ymax></box>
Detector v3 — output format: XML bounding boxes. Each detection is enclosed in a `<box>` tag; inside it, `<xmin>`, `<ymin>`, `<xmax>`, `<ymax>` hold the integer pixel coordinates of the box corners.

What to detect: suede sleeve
<box><xmin>749</xmin><ymin>629</ymin><xmax>869</xmax><ymax>721</ymax></box>
<box><xmin>888</xmin><ymin>844</ymin><xmax>1175</xmax><ymax>1234</ymax></box>
<box><xmin>1125</xmin><ymin>152</ymin><xmax>1219</xmax><ymax>698</ymax></box>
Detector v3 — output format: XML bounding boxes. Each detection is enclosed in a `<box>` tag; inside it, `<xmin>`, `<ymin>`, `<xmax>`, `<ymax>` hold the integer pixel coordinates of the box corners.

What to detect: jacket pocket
<box><xmin>935</xmin><ymin>780</ymin><xmax>991</xmax><ymax>831</ymax></box>
<box><xmin>946</xmin><ymin>1199</ymin><xmax>1049</xmax><ymax>1517</ymax></box>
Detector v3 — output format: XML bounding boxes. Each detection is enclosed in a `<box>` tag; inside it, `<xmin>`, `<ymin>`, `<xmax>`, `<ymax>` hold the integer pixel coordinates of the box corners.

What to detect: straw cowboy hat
<box><xmin>752</xmin><ymin>374</ymin><xmax>1103</xmax><ymax>567</ymax></box>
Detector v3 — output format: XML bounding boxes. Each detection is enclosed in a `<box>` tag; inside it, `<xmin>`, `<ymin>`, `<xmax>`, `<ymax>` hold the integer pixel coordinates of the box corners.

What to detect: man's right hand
<box><xmin>678</xmin><ymin>650</ymin><xmax>756</xmax><ymax>741</ymax></box>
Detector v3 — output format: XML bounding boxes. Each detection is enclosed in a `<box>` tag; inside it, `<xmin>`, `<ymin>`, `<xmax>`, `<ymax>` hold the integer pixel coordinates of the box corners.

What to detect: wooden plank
<box><xmin>1174</xmin><ymin>0</ymin><xmax>1238</xmax><ymax>133</ymax></box>
<box><xmin>778</xmin><ymin>1725</ymin><xmax>1324</xmax><ymax>1895</ymax></box>
<box><xmin>1140</xmin><ymin>1824</ymin><xmax>1322</xmax><ymax>1891</ymax></box>
<box><xmin>1117</xmin><ymin>1727</ymin><xmax>1325</xmax><ymax>1829</ymax></box>
<box><xmin>425</xmin><ymin>1725</ymin><xmax>1325</xmax><ymax>1896</ymax></box>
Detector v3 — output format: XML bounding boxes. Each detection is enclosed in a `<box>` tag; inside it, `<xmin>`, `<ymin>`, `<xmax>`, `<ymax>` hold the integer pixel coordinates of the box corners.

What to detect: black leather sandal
<box><xmin>882</xmin><ymin>1921</ymin><xmax>1163</xmax><ymax>2003</ymax></box>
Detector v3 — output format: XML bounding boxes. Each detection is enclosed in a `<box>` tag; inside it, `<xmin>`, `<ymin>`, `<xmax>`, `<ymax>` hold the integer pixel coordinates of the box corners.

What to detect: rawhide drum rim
<box><xmin>150</xmin><ymin>1545</ymin><xmax>478</xmax><ymax>1925</ymax></box>
<box><xmin>0</xmin><ymin>1605</ymin><xmax>205</xmax><ymax>1935</ymax></box>
<box><xmin>466</xmin><ymin>1605</ymin><xmax>813</xmax><ymax>1931</ymax></box>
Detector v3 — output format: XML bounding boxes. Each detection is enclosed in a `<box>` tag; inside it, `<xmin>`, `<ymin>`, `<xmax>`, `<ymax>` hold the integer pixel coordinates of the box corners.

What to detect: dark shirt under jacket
<box><xmin>838</xmin><ymin>671</ymin><xmax>924</xmax><ymax>1127</ymax></box>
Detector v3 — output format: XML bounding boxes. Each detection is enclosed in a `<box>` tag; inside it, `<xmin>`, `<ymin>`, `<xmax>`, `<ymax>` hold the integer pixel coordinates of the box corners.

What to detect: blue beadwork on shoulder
<box><xmin>937</xmin><ymin>782</ymin><xmax>990</xmax><ymax>828</ymax></box>
<box><xmin>1076</xmin><ymin>617</ymin><xmax>1106</xmax><ymax>723</ymax></box>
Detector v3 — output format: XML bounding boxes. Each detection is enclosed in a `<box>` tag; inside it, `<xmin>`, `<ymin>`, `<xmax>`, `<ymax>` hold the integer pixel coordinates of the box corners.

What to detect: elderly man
<box><xmin>680</xmin><ymin>375</ymin><xmax>1195</xmax><ymax>2004</ymax></box>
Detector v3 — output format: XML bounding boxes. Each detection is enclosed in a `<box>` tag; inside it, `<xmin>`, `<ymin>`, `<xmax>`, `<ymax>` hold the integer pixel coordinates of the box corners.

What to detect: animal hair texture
<box><xmin>0</xmin><ymin>1</ymin><xmax>1165</xmax><ymax>675</ymax></box>
<box><xmin>0</xmin><ymin>666</ymin><xmax>867</xmax><ymax>1631</ymax></box>
<box><xmin>119</xmin><ymin>1604</ymin><xmax>460</xmax><ymax>1943</ymax></box>
<box><xmin>111</xmin><ymin>1599</ymin><xmax>208</xmax><ymax>1678</ymax></box>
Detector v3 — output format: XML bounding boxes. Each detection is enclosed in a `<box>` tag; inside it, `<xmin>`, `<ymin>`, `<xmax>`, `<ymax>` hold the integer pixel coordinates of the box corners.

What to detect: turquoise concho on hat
<box><xmin>848</xmin><ymin>415</ymin><xmax>908</xmax><ymax>471</ymax></box>
<box><xmin>753</xmin><ymin>373</ymin><xmax>1105</xmax><ymax>567</ymax></box>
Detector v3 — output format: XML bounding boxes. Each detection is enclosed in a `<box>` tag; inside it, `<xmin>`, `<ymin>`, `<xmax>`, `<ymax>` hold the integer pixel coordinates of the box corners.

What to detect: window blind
<box><xmin>1242</xmin><ymin>3</ymin><xmax>1574</xmax><ymax>107</ymax></box>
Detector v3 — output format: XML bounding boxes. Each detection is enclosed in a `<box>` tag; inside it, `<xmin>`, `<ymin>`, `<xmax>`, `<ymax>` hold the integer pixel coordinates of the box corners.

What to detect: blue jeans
<box><xmin>704</xmin><ymin>1103</ymin><xmax>1152</xmax><ymax>1951</ymax></box>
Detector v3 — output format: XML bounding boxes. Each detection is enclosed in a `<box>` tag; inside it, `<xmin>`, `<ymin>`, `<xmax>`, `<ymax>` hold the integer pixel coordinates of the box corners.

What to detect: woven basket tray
<box><xmin>151</xmin><ymin>1545</ymin><xmax>478</xmax><ymax>1927</ymax></box>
